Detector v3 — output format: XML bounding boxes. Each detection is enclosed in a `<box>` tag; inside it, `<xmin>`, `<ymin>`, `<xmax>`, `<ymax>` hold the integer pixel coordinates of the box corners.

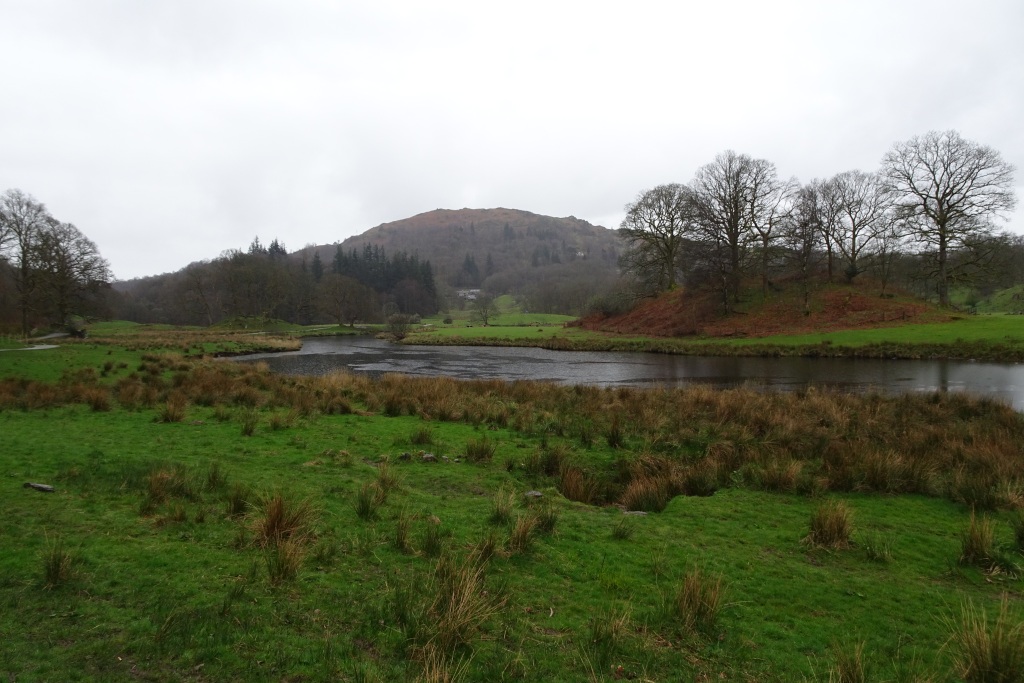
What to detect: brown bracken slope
<box><xmin>581</xmin><ymin>279</ymin><xmax>955</xmax><ymax>338</ymax></box>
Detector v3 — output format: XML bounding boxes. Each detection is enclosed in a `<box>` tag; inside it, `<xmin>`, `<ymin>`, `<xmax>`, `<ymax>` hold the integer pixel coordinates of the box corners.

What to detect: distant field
<box><xmin>717</xmin><ymin>313</ymin><xmax>1024</xmax><ymax>347</ymax></box>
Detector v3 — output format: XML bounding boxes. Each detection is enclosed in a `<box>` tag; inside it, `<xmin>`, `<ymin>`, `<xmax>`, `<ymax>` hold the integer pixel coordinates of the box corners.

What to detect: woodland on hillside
<box><xmin>111</xmin><ymin>209</ymin><xmax>624</xmax><ymax>327</ymax></box>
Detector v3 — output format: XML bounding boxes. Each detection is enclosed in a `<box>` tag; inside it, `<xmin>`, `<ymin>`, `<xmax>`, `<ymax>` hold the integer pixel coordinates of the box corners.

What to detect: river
<box><xmin>231</xmin><ymin>336</ymin><xmax>1024</xmax><ymax>409</ymax></box>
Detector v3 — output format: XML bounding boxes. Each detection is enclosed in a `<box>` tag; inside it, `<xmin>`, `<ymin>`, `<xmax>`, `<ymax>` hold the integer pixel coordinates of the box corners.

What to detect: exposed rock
<box><xmin>524</xmin><ymin>490</ymin><xmax>543</xmax><ymax>499</ymax></box>
<box><xmin>421</xmin><ymin>453</ymin><xmax>437</xmax><ymax>463</ymax></box>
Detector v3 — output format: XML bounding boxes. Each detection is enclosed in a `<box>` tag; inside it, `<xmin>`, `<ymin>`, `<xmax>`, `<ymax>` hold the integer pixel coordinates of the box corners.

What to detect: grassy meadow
<box><xmin>4</xmin><ymin>332</ymin><xmax>1024</xmax><ymax>681</ymax></box>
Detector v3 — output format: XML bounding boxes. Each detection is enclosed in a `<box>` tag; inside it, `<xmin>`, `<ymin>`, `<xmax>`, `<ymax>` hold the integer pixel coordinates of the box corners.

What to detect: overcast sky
<box><xmin>2</xmin><ymin>1</ymin><xmax>1022</xmax><ymax>280</ymax></box>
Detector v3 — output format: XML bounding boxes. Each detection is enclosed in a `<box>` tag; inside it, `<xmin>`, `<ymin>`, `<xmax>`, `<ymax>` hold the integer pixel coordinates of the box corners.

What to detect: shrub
<box><xmin>806</xmin><ymin>499</ymin><xmax>853</xmax><ymax>549</ymax></box>
<box><xmin>949</xmin><ymin>597</ymin><xmax>1024</xmax><ymax>683</ymax></box>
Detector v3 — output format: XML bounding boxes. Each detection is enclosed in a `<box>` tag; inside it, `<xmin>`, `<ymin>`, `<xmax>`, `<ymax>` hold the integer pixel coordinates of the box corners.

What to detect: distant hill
<box><xmin>301</xmin><ymin>208</ymin><xmax>623</xmax><ymax>314</ymax></box>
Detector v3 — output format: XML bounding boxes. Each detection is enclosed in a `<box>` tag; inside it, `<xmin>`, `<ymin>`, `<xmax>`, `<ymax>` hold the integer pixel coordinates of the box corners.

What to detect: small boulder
<box><xmin>422</xmin><ymin>453</ymin><xmax>438</xmax><ymax>463</ymax></box>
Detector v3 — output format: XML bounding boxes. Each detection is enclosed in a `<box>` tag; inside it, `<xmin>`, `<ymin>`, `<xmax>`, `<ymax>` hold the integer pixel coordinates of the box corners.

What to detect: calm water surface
<box><xmin>233</xmin><ymin>336</ymin><xmax>1024</xmax><ymax>409</ymax></box>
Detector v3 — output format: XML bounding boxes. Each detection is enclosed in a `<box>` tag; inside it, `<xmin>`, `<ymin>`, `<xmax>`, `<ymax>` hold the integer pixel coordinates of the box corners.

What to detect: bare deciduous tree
<box><xmin>881</xmin><ymin>130</ymin><xmax>1017</xmax><ymax>306</ymax></box>
<box><xmin>0</xmin><ymin>189</ymin><xmax>51</xmax><ymax>336</ymax></box>
<box><xmin>618</xmin><ymin>184</ymin><xmax>696</xmax><ymax>292</ymax></box>
<box><xmin>827</xmin><ymin>170</ymin><xmax>894</xmax><ymax>282</ymax></box>
<box><xmin>746</xmin><ymin>159</ymin><xmax>797</xmax><ymax>298</ymax></box>
<box><xmin>34</xmin><ymin>220</ymin><xmax>112</xmax><ymax>325</ymax></box>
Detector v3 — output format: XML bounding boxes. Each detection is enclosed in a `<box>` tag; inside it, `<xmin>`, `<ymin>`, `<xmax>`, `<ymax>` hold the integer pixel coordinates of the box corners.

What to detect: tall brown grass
<box><xmin>949</xmin><ymin>597</ymin><xmax>1024</xmax><ymax>683</ymax></box>
<box><xmin>14</xmin><ymin>347</ymin><xmax>1024</xmax><ymax>511</ymax></box>
<box><xmin>251</xmin><ymin>492</ymin><xmax>317</xmax><ymax>547</ymax></box>
<box><xmin>806</xmin><ymin>499</ymin><xmax>854</xmax><ymax>549</ymax></box>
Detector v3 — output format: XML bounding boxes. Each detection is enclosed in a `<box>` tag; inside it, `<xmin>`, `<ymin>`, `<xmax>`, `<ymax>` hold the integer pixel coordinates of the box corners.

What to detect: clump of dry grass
<box><xmin>960</xmin><ymin>512</ymin><xmax>996</xmax><ymax>568</ymax></box>
<box><xmin>806</xmin><ymin>499</ymin><xmax>854</xmax><ymax>549</ymax></box>
<box><xmin>673</xmin><ymin>567</ymin><xmax>725</xmax><ymax>635</ymax></box>
<box><xmin>827</xmin><ymin>640</ymin><xmax>868</xmax><ymax>683</ymax></box>
<box><xmin>265</xmin><ymin>539</ymin><xmax>305</xmax><ymax>586</ymax></box>
<box><xmin>157</xmin><ymin>391</ymin><xmax>188</xmax><ymax>423</ymax></box>
<box><xmin>948</xmin><ymin>597</ymin><xmax>1024</xmax><ymax>683</ymax></box>
<box><xmin>251</xmin><ymin>492</ymin><xmax>317</xmax><ymax>547</ymax></box>
<box><xmin>41</xmin><ymin>537</ymin><xmax>77</xmax><ymax>589</ymax></box>
<box><xmin>558</xmin><ymin>465</ymin><xmax>601</xmax><ymax>504</ymax></box>
<box><xmin>355</xmin><ymin>481</ymin><xmax>388</xmax><ymax>521</ymax></box>
<box><xmin>507</xmin><ymin>515</ymin><xmax>539</xmax><ymax>555</ymax></box>
<box><xmin>620</xmin><ymin>475</ymin><xmax>670</xmax><ymax>513</ymax></box>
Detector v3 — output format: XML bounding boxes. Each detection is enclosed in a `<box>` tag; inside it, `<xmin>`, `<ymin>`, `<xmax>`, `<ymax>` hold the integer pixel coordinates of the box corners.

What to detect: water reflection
<box><xmin>232</xmin><ymin>336</ymin><xmax>1024</xmax><ymax>409</ymax></box>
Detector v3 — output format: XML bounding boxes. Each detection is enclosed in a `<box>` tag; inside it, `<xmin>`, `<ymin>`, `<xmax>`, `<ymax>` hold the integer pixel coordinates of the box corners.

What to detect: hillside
<box><xmin>301</xmin><ymin>208</ymin><xmax>623</xmax><ymax>313</ymax></box>
<box><xmin>583</xmin><ymin>278</ymin><xmax>955</xmax><ymax>338</ymax></box>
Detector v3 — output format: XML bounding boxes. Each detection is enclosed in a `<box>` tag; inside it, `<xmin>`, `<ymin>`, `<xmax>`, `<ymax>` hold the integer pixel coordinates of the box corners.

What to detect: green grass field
<box><xmin>3</xmin><ymin>335</ymin><xmax>1024</xmax><ymax>681</ymax></box>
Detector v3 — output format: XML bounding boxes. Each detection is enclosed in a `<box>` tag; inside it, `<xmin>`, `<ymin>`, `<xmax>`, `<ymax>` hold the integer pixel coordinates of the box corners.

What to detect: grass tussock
<box><xmin>960</xmin><ymin>512</ymin><xmax>997</xmax><ymax>569</ymax></box>
<box><xmin>251</xmin><ymin>492</ymin><xmax>317</xmax><ymax>547</ymax></box>
<box><xmin>464</xmin><ymin>436</ymin><xmax>496</xmax><ymax>463</ymax></box>
<box><xmin>673</xmin><ymin>567</ymin><xmax>725</xmax><ymax>636</ymax></box>
<box><xmin>41</xmin><ymin>538</ymin><xmax>77</xmax><ymax>589</ymax></box>
<box><xmin>806</xmin><ymin>499</ymin><xmax>854</xmax><ymax>549</ymax></box>
<box><xmin>355</xmin><ymin>482</ymin><xmax>388</xmax><ymax>521</ymax></box>
<box><xmin>949</xmin><ymin>597</ymin><xmax>1024</xmax><ymax>683</ymax></box>
<box><xmin>265</xmin><ymin>539</ymin><xmax>305</xmax><ymax>585</ymax></box>
<box><xmin>620</xmin><ymin>475</ymin><xmax>670</xmax><ymax>513</ymax></box>
<box><xmin>507</xmin><ymin>515</ymin><xmax>539</xmax><ymax>555</ymax></box>
<box><xmin>827</xmin><ymin>640</ymin><xmax>868</xmax><ymax>683</ymax></box>
<box><xmin>489</xmin><ymin>487</ymin><xmax>516</xmax><ymax>526</ymax></box>
<box><xmin>587</xmin><ymin>608</ymin><xmax>631</xmax><ymax>671</ymax></box>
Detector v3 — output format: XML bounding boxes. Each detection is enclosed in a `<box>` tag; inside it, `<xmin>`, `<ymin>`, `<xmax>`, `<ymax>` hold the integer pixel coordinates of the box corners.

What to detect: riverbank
<box><xmin>405</xmin><ymin>314</ymin><xmax>1024</xmax><ymax>362</ymax></box>
<box><xmin>3</xmin><ymin>337</ymin><xmax>1024</xmax><ymax>680</ymax></box>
